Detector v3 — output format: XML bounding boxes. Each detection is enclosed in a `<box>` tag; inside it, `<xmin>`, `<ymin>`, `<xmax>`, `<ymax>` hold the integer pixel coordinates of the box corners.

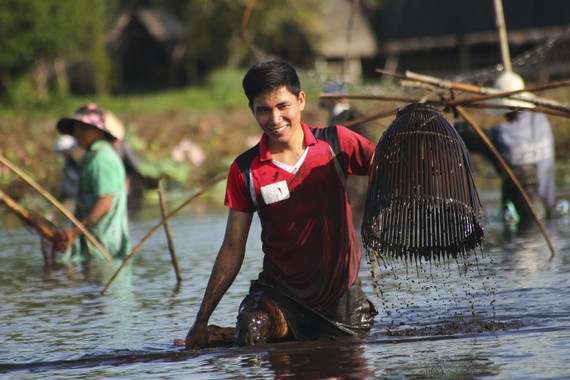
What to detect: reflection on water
<box><xmin>1</xmin><ymin>197</ymin><xmax>570</xmax><ymax>379</ymax></box>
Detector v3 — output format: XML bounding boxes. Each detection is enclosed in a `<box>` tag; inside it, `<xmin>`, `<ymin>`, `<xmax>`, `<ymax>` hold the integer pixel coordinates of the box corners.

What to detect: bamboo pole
<box><xmin>379</xmin><ymin>68</ymin><xmax>570</xmax><ymax>97</ymax></box>
<box><xmin>342</xmin><ymin>0</ymin><xmax>358</xmax><ymax>82</ymax></box>
<box><xmin>320</xmin><ymin>92</ymin><xmax>423</xmax><ymax>103</ymax></box>
<box><xmin>158</xmin><ymin>177</ymin><xmax>182</xmax><ymax>284</ymax></box>
<box><xmin>239</xmin><ymin>0</ymin><xmax>256</xmax><ymax>37</ymax></box>
<box><xmin>0</xmin><ymin>152</ymin><xmax>112</xmax><ymax>263</ymax></box>
<box><xmin>404</xmin><ymin>70</ymin><xmax>570</xmax><ymax>114</ymax></box>
<box><xmin>343</xmin><ymin>109</ymin><xmax>397</xmax><ymax>129</ymax></box>
<box><xmin>0</xmin><ymin>190</ymin><xmax>57</xmax><ymax>266</ymax></box>
<box><xmin>493</xmin><ymin>0</ymin><xmax>512</xmax><ymax>72</ymax></box>
<box><xmin>321</xmin><ymin>92</ymin><xmax>569</xmax><ymax>119</ymax></box>
<box><xmin>101</xmin><ymin>174</ymin><xmax>227</xmax><ymax>294</ymax></box>
<box><xmin>454</xmin><ymin>106</ymin><xmax>555</xmax><ymax>259</ymax></box>
<box><xmin>0</xmin><ymin>190</ymin><xmax>56</xmax><ymax>240</ymax></box>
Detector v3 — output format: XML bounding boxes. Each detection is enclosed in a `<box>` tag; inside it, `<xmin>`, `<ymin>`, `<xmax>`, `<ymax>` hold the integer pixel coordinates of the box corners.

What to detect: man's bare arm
<box><xmin>184</xmin><ymin>208</ymin><xmax>253</xmax><ymax>349</ymax></box>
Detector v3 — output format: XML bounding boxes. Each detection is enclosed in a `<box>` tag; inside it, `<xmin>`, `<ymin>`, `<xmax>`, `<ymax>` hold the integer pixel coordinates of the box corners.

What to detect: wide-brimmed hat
<box><xmin>56</xmin><ymin>103</ymin><xmax>119</xmax><ymax>140</ymax></box>
<box><xmin>104</xmin><ymin>110</ymin><xmax>126</xmax><ymax>141</ymax></box>
<box><xmin>487</xmin><ymin>72</ymin><xmax>535</xmax><ymax>115</ymax></box>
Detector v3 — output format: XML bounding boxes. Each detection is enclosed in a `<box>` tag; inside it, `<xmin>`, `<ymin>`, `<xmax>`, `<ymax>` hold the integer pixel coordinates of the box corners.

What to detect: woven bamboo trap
<box><xmin>362</xmin><ymin>103</ymin><xmax>484</xmax><ymax>263</ymax></box>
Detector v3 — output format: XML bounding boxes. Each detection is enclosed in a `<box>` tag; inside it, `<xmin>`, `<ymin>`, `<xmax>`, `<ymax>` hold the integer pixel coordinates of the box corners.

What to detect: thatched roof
<box><xmin>319</xmin><ymin>0</ymin><xmax>377</xmax><ymax>58</ymax></box>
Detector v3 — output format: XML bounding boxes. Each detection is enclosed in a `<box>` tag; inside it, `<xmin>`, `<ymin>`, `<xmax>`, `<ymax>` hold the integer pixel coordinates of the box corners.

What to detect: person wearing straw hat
<box><xmin>183</xmin><ymin>61</ymin><xmax>377</xmax><ymax>349</ymax></box>
<box><xmin>53</xmin><ymin>103</ymin><xmax>131</xmax><ymax>264</ymax></box>
<box><xmin>104</xmin><ymin>110</ymin><xmax>159</xmax><ymax>207</ymax></box>
<box><xmin>457</xmin><ymin>71</ymin><xmax>555</xmax><ymax>224</ymax></box>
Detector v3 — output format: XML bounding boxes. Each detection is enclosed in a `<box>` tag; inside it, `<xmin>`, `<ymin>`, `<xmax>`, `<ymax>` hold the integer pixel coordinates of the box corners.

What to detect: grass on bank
<box><xmin>0</xmin><ymin>67</ymin><xmax>329</xmax><ymax>203</ymax></box>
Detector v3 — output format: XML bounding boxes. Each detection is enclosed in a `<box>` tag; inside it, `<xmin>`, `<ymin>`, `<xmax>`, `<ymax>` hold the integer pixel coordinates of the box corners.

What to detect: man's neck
<box><xmin>268</xmin><ymin>124</ymin><xmax>306</xmax><ymax>165</ymax></box>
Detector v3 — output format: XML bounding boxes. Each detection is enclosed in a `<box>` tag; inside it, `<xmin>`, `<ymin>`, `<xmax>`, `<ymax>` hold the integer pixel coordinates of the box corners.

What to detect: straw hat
<box><xmin>56</xmin><ymin>103</ymin><xmax>122</xmax><ymax>141</ymax></box>
<box><xmin>104</xmin><ymin>111</ymin><xmax>126</xmax><ymax>141</ymax></box>
<box><xmin>487</xmin><ymin>72</ymin><xmax>535</xmax><ymax>115</ymax></box>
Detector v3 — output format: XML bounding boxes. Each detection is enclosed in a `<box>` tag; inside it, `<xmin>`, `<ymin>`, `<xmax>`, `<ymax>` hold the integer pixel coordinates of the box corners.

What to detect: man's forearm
<box><xmin>193</xmin><ymin>247</ymin><xmax>244</xmax><ymax>326</ymax></box>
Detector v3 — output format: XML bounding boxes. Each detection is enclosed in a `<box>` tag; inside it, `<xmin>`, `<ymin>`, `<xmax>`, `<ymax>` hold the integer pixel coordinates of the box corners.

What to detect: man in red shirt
<box><xmin>184</xmin><ymin>61</ymin><xmax>377</xmax><ymax>348</ymax></box>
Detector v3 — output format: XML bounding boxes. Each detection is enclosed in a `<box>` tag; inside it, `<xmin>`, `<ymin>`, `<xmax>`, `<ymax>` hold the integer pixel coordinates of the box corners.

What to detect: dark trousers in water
<box><xmin>235</xmin><ymin>278</ymin><xmax>377</xmax><ymax>346</ymax></box>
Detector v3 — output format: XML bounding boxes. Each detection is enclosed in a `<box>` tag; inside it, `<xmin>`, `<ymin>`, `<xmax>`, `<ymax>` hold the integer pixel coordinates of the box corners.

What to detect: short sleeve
<box><xmin>90</xmin><ymin>147</ymin><xmax>124</xmax><ymax>196</ymax></box>
<box><xmin>336</xmin><ymin>125</ymin><xmax>375</xmax><ymax>176</ymax></box>
<box><xmin>224</xmin><ymin>161</ymin><xmax>256</xmax><ymax>213</ymax></box>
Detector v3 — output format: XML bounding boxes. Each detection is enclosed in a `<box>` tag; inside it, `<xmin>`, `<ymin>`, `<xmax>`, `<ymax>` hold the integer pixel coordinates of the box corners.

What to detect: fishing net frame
<box><xmin>362</xmin><ymin>103</ymin><xmax>485</xmax><ymax>266</ymax></box>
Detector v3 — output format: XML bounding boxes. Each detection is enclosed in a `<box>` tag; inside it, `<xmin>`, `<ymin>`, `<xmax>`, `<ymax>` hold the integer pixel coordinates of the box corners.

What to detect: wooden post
<box><xmin>493</xmin><ymin>0</ymin><xmax>512</xmax><ymax>72</ymax></box>
<box><xmin>158</xmin><ymin>177</ymin><xmax>182</xmax><ymax>284</ymax></box>
<box><xmin>101</xmin><ymin>175</ymin><xmax>226</xmax><ymax>294</ymax></box>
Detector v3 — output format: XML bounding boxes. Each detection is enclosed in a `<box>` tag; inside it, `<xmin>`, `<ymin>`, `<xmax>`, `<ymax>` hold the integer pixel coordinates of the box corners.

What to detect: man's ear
<box><xmin>298</xmin><ymin>91</ymin><xmax>306</xmax><ymax>111</ymax></box>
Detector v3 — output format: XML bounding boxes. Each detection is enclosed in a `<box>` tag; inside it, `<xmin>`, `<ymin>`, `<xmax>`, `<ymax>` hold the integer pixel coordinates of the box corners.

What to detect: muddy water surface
<box><xmin>1</xmin><ymin>193</ymin><xmax>569</xmax><ymax>379</ymax></box>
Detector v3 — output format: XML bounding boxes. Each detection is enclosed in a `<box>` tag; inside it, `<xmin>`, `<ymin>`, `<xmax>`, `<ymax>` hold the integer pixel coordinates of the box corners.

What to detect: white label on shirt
<box><xmin>260</xmin><ymin>180</ymin><xmax>290</xmax><ymax>204</ymax></box>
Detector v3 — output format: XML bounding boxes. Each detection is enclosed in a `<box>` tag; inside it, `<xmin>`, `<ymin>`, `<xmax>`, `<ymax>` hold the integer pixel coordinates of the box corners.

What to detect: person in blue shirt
<box><xmin>456</xmin><ymin>72</ymin><xmax>555</xmax><ymax>225</ymax></box>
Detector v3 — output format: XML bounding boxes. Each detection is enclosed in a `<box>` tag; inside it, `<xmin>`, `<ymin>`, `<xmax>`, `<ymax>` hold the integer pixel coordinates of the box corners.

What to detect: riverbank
<box><xmin>1</xmin><ymin>77</ymin><xmax>569</xmax><ymax>206</ymax></box>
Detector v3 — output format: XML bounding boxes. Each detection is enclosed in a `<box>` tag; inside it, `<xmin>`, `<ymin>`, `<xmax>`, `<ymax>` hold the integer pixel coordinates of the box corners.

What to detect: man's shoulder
<box><xmin>310</xmin><ymin>124</ymin><xmax>340</xmax><ymax>140</ymax></box>
<box><xmin>235</xmin><ymin>143</ymin><xmax>260</xmax><ymax>173</ymax></box>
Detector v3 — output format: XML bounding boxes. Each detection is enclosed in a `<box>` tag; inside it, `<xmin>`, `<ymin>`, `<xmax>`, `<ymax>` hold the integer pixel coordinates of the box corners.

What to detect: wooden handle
<box><xmin>0</xmin><ymin>190</ymin><xmax>56</xmax><ymax>240</ymax></box>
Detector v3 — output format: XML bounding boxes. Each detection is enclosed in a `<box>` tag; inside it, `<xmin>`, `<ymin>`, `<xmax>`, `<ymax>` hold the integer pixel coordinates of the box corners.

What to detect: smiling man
<box><xmin>183</xmin><ymin>61</ymin><xmax>377</xmax><ymax>349</ymax></box>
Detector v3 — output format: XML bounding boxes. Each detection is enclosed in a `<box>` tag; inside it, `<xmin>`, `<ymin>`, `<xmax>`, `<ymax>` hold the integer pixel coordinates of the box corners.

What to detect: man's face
<box><xmin>72</xmin><ymin>122</ymin><xmax>104</xmax><ymax>149</ymax></box>
<box><xmin>251</xmin><ymin>86</ymin><xmax>305</xmax><ymax>145</ymax></box>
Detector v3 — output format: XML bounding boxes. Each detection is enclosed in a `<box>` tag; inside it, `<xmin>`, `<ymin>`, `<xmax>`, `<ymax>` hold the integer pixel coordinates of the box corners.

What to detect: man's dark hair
<box><xmin>242</xmin><ymin>61</ymin><xmax>301</xmax><ymax>108</ymax></box>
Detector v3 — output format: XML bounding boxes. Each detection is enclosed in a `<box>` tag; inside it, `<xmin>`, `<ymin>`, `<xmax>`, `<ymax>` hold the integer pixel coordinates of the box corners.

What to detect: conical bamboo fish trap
<box><xmin>362</xmin><ymin>103</ymin><xmax>484</xmax><ymax>263</ymax></box>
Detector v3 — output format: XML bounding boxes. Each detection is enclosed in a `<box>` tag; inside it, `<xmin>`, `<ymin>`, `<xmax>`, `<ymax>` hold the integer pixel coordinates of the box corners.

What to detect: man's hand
<box><xmin>183</xmin><ymin>323</ymin><xmax>209</xmax><ymax>349</ymax></box>
<box><xmin>52</xmin><ymin>228</ymin><xmax>80</xmax><ymax>251</ymax></box>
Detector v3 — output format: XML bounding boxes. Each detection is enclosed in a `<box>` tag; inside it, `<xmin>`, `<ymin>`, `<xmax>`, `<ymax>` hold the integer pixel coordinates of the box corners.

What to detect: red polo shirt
<box><xmin>225</xmin><ymin>122</ymin><xmax>375</xmax><ymax>311</ymax></box>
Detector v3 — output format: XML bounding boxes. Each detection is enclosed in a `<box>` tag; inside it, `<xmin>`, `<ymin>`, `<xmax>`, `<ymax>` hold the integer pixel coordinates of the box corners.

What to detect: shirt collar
<box><xmin>259</xmin><ymin>122</ymin><xmax>316</xmax><ymax>162</ymax></box>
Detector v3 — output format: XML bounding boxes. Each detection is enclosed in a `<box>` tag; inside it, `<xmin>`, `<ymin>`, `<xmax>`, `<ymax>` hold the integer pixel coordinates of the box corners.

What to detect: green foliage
<box><xmin>0</xmin><ymin>0</ymin><xmax>112</xmax><ymax>102</ymax></box>
<box><xmin>184</xmin><ymin>0</ymin><xmax>326</xmax><ymax>82</ymax></box>
<box><xmin>243</xmin><ymin>0</ymin><xmax>324</xmax><ymax>66</ymax></box>
<box><xmin>206</xmin><ymin>68</ymin><xmax>248</xmax><ymax>107</ymax></box>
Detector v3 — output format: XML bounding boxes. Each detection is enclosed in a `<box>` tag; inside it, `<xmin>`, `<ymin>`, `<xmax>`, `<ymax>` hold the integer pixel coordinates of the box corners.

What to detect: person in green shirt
<box><xmin>54</xmin><ymin>104</ymin><xmax>131</xmax><ymax>264</ymax></box>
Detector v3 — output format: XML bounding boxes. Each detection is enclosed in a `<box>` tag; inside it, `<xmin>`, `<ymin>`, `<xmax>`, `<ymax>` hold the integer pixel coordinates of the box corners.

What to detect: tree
<box><xmin>184</xmin><ymin>0</ymin><xmax>325</xmax><ymax>84</ymax></box>
<box><xmin>0</xmin><ymin>0</ymin><xmax>112</xmax><ymax>102</ymax></box>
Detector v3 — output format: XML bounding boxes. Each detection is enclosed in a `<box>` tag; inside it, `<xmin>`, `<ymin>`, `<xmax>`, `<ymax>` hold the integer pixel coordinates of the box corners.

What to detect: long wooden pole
<box><xmin>0</xmin><ymin>152</ymin><xmax>112</xmax><ymax>263</ymax></box>
<box><xmin>239</xmin><ymin>0</ymin><xmax>256</xmax><ymax>37</ymax></box>
<box><xmin>493</xmin><ymin>0</ymin><xmax>512</xmax><ymax>72</ymax></box>
<box><xmin>374</xmin><ymin>68</ymin><xmax>570</xmax><ymax>115</ymax></box>
<box><xmin>0</xmin><ymin>189</ymin><xmax>56</xmax><ymax>240</ymax></box>
<box><xmin>454</xmin><ymin>106</ymin><xmax>555</xmax><ymax>259</ymax></box>
<box><xmin>404</xmin><ymin>70</ymin><xmax>570</xmax><ymax>114</ymax></box>
<box><xmin>343</xmin><ymin>109</ymin><xmax>397</xmax><ymax>129</ymax></box>
<box><xmin>158</xmin><ymin>178</ymin><xmax>182</xmax><ymax>284</ymax></box>
<box><xmin>101</xmin><ymin>174</ymin><xmax>226</xmax><ymax>294</ymax></box>
<box><xmin>0</xmin><ymin>189</ymin><xmax>57</xmax><ymax>265</ymax></box>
